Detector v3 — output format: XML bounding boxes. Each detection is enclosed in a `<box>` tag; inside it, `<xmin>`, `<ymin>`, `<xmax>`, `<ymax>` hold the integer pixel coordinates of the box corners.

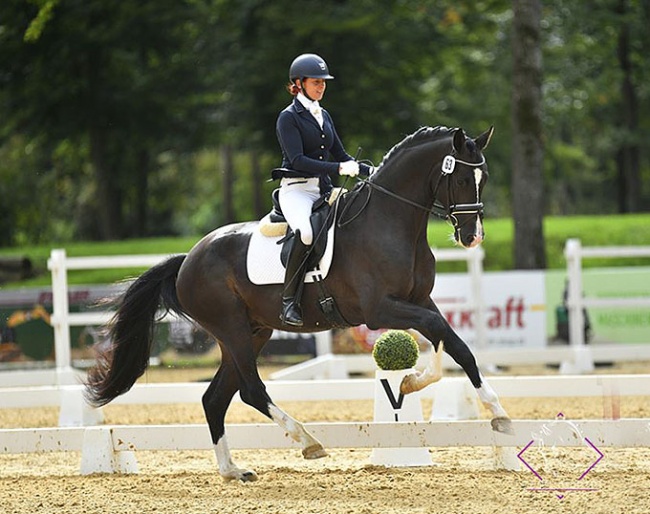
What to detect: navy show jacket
<box><xmin>275</xmin><ymin>97</ymin><xmax>369</xmax><ymax>192</ymax></box>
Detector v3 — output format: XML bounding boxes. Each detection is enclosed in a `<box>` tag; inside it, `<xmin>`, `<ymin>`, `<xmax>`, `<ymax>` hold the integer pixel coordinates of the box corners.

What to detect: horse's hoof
<box><xmin>491</xmin><ymin>417</ymin><xmax>514</xmax><ymax>435</ymax></box>
<box><xmin>302</xmin><ymin>443</ymin><xmax>328</xmax><ymax>460</ymax></box>
<box><xmin>221</xmin><ymin>469</ymin><xmax>258</xmax><ymax>482</ymax></box>
<box><xmin>239</xmin><ymin>470</ymin><xmax>259</xmax><ymax>482</ymax></box>
<box><xmin>400</xmin><ymin>374</ymin><xmax>416</xmax><ymax>395</ymax></box>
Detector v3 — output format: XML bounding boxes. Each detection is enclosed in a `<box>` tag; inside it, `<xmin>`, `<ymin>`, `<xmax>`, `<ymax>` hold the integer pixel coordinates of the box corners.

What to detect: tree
<box><xmin>511</xmin><ymin>0</ymin><xmax>546</xmax><ymax>269</ymax></box>
<box><xmin>614</xmin><ymin>0</ymin><xmax>641</xmax><ymax>212</ymax></box>
<box><xmin>0</xmin><ymin>0</ymin><xmax>219</xmax><ymax>240</ymax></box>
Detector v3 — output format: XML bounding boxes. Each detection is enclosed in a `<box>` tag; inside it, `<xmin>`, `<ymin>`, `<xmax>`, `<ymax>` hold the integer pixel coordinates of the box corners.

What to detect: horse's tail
<box><xmin>84</xmin><ymin>254</ymin><xmax>187</xmax><ymax>407</ymax></box>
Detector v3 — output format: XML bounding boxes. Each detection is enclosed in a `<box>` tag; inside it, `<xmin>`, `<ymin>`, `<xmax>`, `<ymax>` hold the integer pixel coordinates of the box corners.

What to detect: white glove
<box><xmin>339</xmin><ymin>160</ymin><xmax>359</xmax><ymax>177</ymax></box>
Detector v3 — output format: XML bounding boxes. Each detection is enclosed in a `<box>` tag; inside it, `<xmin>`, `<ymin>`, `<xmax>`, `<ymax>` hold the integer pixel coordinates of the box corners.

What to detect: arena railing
<box><xmin>563</xmin><ymin>238</ymin><xmax>650</xmax><ymax>373</ymax></box>
<box><xmin>42</xmin><ymin>246</ymin><xmax>485</xmax><ymax>386</ymax></box>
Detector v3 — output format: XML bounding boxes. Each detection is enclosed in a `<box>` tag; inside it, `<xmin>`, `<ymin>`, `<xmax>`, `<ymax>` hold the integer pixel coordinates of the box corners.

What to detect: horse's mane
<box><xmin>377</xmin><ymin>126</ymin><xmax>454</xmax><ymax>169</ymax></box>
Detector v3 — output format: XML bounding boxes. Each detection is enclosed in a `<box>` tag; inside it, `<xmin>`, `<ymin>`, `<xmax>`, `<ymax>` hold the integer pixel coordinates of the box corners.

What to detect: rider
<box><xmin>275</xmin><ymin>53</ymin><xmax>372</xmax><ymax>327</ymax></box>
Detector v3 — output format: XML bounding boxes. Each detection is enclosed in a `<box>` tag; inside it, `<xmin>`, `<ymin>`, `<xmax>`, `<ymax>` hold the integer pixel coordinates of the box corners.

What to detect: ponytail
<box><xmin>286</xmin><ymin>80</ymin><xmax>301</xmax><ymax>96</ymax></box>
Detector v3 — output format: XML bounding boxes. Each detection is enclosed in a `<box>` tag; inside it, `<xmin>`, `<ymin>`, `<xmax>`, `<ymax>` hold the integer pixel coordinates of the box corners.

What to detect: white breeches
<box><xmin>278</xmin><ymin>177</ymin><xmax>320</xmax><ymax>245</ymax></box>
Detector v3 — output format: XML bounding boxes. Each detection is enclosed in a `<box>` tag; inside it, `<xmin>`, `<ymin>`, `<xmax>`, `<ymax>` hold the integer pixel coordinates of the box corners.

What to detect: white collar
<box><xmin>297</xmin><ymin>92</ymin><xmax>320</xmax><ymax>112</ymax></box>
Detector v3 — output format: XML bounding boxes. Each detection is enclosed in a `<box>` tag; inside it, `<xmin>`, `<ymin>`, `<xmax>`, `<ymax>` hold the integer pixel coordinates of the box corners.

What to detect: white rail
<box><xmin>42</xmin><ymin>246</ymin><xmax>486</xmax><ymax>386</ymax></box>
<box><xmin>563</xmin><ymin>239</ymin><xmax>650</xmax><ymax>373</ymax></box>
<box><xmin>2</xmin><ymin>374</ymin><xmax>648</xmax><ymax>427</ymax></box>
<box><xmin>2</xmin><ymin>419</ymin><xmax>648</xmax><ymax>456</ymax></box>
<box><xmin>47</xmin><ymin>249</ymin><xmax>176</xmax><ymax>385</ymax></box>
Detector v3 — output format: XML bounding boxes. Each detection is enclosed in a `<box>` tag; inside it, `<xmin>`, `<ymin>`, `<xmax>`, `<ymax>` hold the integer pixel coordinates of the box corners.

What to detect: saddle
<box><xmin>253</xmin><ymin>184</ymin><xmax>349</xmax><ymax>328</ymax></box>
<box><xmin>259</xmin><ymin>187</ymin><xmax>346</xmax><ymax>238</ymax></box>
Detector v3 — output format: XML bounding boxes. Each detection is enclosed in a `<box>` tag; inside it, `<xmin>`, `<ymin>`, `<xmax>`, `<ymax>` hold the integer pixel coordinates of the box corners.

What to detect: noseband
<box><xmin>360</xmin><ymin>153</ymin><xmax>486</xmax><ymax>229</ymax></box>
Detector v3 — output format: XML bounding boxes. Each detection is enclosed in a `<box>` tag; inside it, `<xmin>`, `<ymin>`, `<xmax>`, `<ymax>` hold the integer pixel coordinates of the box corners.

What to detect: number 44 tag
<box><xmin>442</xmin><ymin>155</ymin><xmax>456</xmax><ymax>174</ymax></box>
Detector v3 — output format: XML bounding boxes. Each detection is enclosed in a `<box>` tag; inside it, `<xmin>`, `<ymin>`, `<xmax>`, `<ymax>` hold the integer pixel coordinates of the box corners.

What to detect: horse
<box><xmin>85</xmin><ymin>125</ymin><xmax>512</xmax><ymax>482</ymax></box>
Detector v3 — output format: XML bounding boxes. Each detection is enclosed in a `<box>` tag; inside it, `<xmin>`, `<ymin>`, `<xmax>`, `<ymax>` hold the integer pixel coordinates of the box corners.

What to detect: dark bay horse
<box><xmin>86</xmin><ymin>126</ymin><xmax>512</xmax><ymax>481</ymax></box>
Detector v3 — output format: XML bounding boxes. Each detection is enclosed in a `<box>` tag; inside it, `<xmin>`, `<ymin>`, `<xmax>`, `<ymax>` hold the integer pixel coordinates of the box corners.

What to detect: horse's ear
<box><xmin>474</xmin><ymin>126</ymin><xmax>494</xmax><ymax>151</ymax></box>
<box><xmin>452</xmin><ymin>128</ymin><xmax>466</xmax><ymax>153</ymax></box>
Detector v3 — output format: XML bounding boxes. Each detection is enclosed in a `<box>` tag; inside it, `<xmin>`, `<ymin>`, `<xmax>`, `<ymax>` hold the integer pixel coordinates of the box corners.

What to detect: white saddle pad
<box><xmin>246</xmin><ymin>222</ymin><xmax>336</xmax><ymax>285</ymax></box>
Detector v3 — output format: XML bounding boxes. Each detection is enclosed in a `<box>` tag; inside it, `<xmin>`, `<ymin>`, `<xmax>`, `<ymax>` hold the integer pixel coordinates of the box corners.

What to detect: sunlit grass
<box><xmin>1</xmin><ymin>214</ymin><xmax>649</xmax><ymax>288</ymax></box>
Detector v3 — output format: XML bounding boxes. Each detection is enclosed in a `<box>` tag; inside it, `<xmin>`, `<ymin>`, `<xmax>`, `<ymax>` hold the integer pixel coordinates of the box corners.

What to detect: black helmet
<box><xmin>289</xmin><ymin>53</ymin><xmax>334</xmax><ymax>82</ymax></box>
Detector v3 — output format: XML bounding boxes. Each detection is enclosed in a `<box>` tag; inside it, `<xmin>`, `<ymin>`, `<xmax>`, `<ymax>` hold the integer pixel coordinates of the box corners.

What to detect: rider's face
<box><xmin>301</xmin><ymin>78</ymin><xmax>326</xmax><ymax>101</ymax></box>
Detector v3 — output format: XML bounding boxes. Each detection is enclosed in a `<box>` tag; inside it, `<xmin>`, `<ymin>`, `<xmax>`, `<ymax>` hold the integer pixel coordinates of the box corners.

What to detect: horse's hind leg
<box><xmin>227</xmin><ymin>327</ymin><xmax>327</xmax><ymax>460</ymax></box>
<box><xmin>203</xmin><ymin>322</ymin><xmax>325</xmax><ymax>481</ymax></box>
<box><xmin>202</xmin><ymin>350</ymin><xmax>261</xmax><ymax>482</ymax></box>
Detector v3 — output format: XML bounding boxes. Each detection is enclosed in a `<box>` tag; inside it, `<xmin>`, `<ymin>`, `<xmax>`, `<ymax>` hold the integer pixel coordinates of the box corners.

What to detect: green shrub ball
<box><xmin>372</xmin><ymin>330</ymin><xmax>419</xmax><ymax>370</ymax></box>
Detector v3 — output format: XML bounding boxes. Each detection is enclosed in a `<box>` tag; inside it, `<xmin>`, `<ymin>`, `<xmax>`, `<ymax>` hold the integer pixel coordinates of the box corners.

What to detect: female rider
<box><xmin>275</xmin><ymin>53</ymin><xmax>372</xmax><ymax>327</ymax></box>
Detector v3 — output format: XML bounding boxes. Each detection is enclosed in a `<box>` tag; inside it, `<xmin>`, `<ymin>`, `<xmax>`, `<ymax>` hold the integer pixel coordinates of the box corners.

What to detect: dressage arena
<box><xmin>1</xmin><ymin>362</ymin><xmax>649</xmax><ymax>514</ymax></box>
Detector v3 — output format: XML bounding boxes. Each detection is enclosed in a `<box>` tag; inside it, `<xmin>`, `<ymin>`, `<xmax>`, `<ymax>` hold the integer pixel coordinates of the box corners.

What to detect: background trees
<box><xmin>0</xmin><ymin>0</ymin><xmax>648</xmax><ymax>268</ymax></box>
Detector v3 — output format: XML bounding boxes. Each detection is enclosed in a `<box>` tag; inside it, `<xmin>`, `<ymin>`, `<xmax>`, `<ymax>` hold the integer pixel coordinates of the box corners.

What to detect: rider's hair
<box><xmin>286</xmin><ymin>80</ymin><xmax>301</xmax><ymax>96</ymax></box>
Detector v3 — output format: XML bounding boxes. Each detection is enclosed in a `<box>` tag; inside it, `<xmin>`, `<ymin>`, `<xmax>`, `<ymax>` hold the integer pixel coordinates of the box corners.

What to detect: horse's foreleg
<box><xmin>368</xmin><ymin>297</ymin><xmax>513</xmax><ymax>434</ymax></box>
<box><xmin>435</xmin><ymin>324</ymin><xmax>513</xmax><ymax>434</ymax></box>
<box><xmin>474</xmin><ymin>372</ymin><xmax>513</xmax><ymax>434</ymax></box>
<box><xmin>401</xmin><ymin>340</ymin><xmax>444</xmax><ymax>394</ymax></box>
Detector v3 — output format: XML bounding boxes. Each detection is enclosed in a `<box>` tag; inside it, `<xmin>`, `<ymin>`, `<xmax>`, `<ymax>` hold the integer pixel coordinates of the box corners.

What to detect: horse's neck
<box><xmin>372</xmin><ymin>149</ymin><xmax>443</xmax><ymax>228</ymax></box>
<box><xmin>367</xmin><ymin>172</ymin><xmax>437</xmax><ymax>243</ymax></box>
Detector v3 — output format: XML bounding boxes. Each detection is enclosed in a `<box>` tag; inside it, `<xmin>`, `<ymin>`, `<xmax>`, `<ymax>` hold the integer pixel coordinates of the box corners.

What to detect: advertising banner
<box><xmin>432</xmin><ymin>270</ymin><xmax>547</xmax><ymax>349</ymax></box>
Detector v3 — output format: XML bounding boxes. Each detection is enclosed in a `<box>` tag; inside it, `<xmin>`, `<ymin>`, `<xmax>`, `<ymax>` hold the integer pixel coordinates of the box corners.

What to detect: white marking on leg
<box><xmin>268</xmin><ymin>404</ymin><xmax>326</xmax><ymax>459</ymax></box>
<box><xmin>475</xmin><ymin>373</ymin><xmax>508</xmax><ymax>419</ymax></box>
<box><xmin>401</xmin><ymin>340</ymin><xmax>444</xmax><ymax>394</ymax></box>
<box><xmin>214</xmin><ymin>436</ymin><xmax>258</xmax><ymax>481</ymax></box>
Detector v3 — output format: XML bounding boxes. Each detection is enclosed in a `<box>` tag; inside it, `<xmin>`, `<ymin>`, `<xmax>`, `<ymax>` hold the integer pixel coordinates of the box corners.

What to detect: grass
<box><xmin>1</xmin><ymin>214</ymin><xmax>649</xmax><ymax>288</ymax></box>
<box><xmin>428</xmin><ymin>213</ymin><xmax>650</xmax><ymax>272</ymax></box>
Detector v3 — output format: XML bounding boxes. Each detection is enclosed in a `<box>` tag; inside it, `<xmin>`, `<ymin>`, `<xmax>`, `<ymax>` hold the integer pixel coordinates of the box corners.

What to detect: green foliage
<box><xmin>427</xmin><ymin>213</ymin><xmax>650</xmax><ymax>272</ymax></box>
<box><xmin>372</xmin><ymin>330</ymin><xmax>420</xmax><ymax>371</ymax></box>
<box><xmin>0</xmin><ymin>0</ymin><xmax>649</xmax><ymax>249</ymax></box>
<box><xmin>0</xmin><ymin>213</ymin><xmax>648</xmax><ymax>287</ymax></box>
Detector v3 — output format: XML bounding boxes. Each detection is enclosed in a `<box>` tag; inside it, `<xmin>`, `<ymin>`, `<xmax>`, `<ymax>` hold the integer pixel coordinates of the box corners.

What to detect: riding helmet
<box><xmin>289</xmin><ymin>53</ymin><xmax>334</xmax><ymax>82</ymax></box>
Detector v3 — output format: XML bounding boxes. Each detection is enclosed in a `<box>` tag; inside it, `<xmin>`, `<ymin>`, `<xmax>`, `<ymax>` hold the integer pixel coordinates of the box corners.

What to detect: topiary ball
<box><xmin>372</xmin><ymin>330</ymin><xmax>419</xmax><ymax>370</ymax></box>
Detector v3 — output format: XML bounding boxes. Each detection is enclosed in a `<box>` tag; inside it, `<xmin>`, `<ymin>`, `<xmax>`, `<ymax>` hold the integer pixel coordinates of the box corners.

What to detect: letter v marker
<box><xmin>380</xmin><ymin>378</ymin><xmax>404</xmax><ymax>421</ymax></box>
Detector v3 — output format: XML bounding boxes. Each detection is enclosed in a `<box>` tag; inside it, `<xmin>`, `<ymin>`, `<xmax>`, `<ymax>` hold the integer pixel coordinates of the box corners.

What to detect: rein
<box><xmin>341</xmin><ymin>153</ymin><xmax>486</xmax><ymax>228</ymax></box>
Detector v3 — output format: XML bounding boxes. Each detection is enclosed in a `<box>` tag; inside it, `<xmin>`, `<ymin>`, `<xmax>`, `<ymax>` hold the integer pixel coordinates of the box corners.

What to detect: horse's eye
<box><xmin>456</xmin><ymin>178</ymin><xmax>468</xmax><ymax>187</ymax></box>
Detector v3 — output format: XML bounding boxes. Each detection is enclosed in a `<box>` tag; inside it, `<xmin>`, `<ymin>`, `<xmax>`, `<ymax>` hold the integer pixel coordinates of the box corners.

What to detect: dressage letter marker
<box><xmin>371</xmin><ymin>369</ymin><xmax>433</xmax><ymax>467</ymax></box>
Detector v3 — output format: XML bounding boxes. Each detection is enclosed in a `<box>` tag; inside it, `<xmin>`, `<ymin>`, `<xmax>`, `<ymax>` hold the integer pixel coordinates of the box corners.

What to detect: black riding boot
<box><xmin>281</xmin><ymin>231</ymin><xmax>310</xmax><ymax>327</ymax></box>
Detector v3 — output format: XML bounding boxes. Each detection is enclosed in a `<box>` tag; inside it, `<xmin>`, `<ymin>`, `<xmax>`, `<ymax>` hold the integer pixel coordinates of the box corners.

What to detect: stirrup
<box><xmin>281</xmin><ymin>298</ymin><xmax>303</xmax><ymax>327</ymax></box>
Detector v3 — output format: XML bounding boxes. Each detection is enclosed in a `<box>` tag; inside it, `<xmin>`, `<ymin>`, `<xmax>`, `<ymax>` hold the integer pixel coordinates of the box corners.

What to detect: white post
<box><xmin>565</xmin><ymin>239</ymin><xmax>584</xmax><ymax>348</ymax></box>
<box><xmin>80</xmin><ymin>427</ymin><xmax>139</xmax><ymax>475</ymax></box>
<box><xmin>562</xmin><ymin>239</ymin><xmax>593</xmax><ymax>374</ymax></box>
<box><xmin>314</xmin><ymin>330</ymin><xmax>332</xmax><ymax>356</ymax></box>
<box><xmin>48</xmin><ymin>249</ymin><xmax>76</xmax><ymax>385</ymax></box>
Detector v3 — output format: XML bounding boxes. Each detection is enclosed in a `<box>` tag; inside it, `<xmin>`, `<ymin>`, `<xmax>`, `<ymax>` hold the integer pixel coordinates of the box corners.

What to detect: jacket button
<box><xmin>319</xmin><ymin>156</ymin><xmax>323</xmax><ymax>160</ymax></box>
<box><xmin>321</xmin><ymin>134</ymin><xmax>325</xmax><ymax>138</ymax></box>
<box><xmin>320</xmin><ymin>145</ymin><xmax>325</xmax><ymax>149</ymax></box>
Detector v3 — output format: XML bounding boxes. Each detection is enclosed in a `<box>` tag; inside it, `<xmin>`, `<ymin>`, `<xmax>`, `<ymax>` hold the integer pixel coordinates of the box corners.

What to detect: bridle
<box><xmin>356</xmin><ymin>151</ymin><xmax>486</xmax><ymax>230</ymax></box>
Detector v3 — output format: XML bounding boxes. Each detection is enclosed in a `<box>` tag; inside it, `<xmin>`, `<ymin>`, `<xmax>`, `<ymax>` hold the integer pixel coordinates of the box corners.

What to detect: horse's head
<box><xmin>436</xmin><ymin>127</ymin><xmax>493</xmax><ymax>249</ymax></box>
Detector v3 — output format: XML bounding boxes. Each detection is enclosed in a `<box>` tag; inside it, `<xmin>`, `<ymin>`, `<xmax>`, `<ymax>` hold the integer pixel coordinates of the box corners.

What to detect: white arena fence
<box><xmin>1</xmin><ymin>374</ymin><xmax>649</xmax><ymax>474</ymax></box>
<box><xmin>4</xmin><ymin>419</ymin><xmax>649</xmax><ymax>454</ymax></box>
<box><xmin>2</xmin><ymin>246</ymin><xmax>485</xmax><ymax>388</ymax></box>
<box><xmin>563</xmin><ymin>238</ymin><xmax>650</xmax><ymax>373</ymax></box>
<box><xmin>0</xmin><ymin>374</ymin><xmax>648</xmax><ymax>426</ymax></box>
<box><xmin>8</xmin><ymin>241</ymin><xmax>649</xmax><ymax>387</ymax></box>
